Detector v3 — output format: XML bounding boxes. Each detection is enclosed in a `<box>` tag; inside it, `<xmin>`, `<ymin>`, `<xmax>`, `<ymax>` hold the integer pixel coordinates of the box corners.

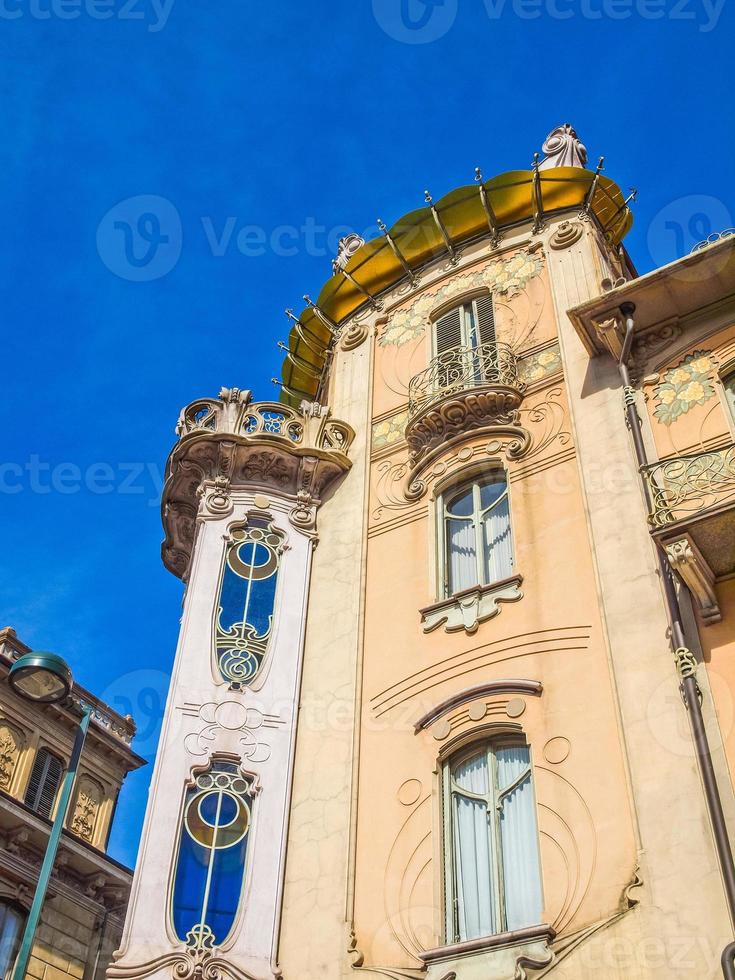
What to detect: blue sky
<box><xmin>0</xmin><ymin>0</ymin><xmax>732</xmax><ymax>867</ymax></box>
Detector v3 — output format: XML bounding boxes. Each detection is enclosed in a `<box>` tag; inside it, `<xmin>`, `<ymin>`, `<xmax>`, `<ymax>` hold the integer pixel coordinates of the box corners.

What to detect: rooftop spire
<box><xmin>539</xmin><ymin>123</ymin><xmax>588</xmax><ymax>170</ymax></box>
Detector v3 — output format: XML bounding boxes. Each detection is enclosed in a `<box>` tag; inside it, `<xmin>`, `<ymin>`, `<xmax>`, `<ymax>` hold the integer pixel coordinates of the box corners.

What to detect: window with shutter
<box><xmin>434</xmin><ymin>307</ymin><xmax>464</xmax><ymax>356</ymax></box>
<box><xmin>472</xmin><ymin>294</ymin><xmax>496</xmax><ymax>346</ymax></box>
<box><xmin>24</xmin><ymin>749</ymin><xmax>63</xmax><ymax>819</ymax></box>
<box><xmin>0</xmin><ymin>901</ymin><xmax>25</xmax><ymax>978</ymax></box>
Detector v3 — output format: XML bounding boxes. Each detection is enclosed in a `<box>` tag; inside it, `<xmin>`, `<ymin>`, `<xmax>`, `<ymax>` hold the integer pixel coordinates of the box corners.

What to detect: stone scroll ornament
<box><xmin>215</xmin><ymin>520</ymin><xmax>285</xmax><ymax>687</ymax></box>
<box><xmin>538</xmin><ymin>124</ymin><xmax>588</xmax><ymax>170</ymax></box>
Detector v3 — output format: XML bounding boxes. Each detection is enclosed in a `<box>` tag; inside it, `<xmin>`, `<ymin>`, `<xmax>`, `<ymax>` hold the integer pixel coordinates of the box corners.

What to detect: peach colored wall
<box><xmin>699</xmin><ymin>578</ymin><xmax>735</xmax><ymax>788</ymax></box>
<box><xmin>642</xmin><ymin>323</ymin><xmax>735</xmax><ymax>460</ymax></box>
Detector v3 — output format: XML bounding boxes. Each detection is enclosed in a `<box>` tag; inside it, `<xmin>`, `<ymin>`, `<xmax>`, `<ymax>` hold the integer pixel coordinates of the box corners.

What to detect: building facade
<box><xmin>112</xmin><ymin>127</ymin><xmax>735</xmax><ymax>978</ymax></box>
<box><xmin>0</xmin><ymin>627</ymin><xmax>145</xmax><ymax>980</ymax></box>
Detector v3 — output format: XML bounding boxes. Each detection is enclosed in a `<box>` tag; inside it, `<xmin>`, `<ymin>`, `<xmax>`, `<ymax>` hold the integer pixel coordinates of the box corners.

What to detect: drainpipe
<box><xmin>618</xmin><ymin>301</ymin><xmax>735</xmax><ymax>979</ymax></box>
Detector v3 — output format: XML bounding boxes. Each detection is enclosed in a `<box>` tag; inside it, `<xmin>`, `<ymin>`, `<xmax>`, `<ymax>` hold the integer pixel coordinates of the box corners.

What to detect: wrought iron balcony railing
<box><xmin>407</xmin><ymin>342</ymin><xmax>525</xmax><ymax>421</ymax></box>
<box><xmin>642</xmin><ymin>444</ymin><xmax>735</xmax><ymax>529</ymax></box>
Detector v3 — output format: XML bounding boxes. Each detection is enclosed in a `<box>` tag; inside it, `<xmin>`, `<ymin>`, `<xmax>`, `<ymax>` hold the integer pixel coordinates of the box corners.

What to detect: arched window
<box><xmin>0</xmin><ymin>901</ymin><xmax>25</xmax><ymax>979</ymax></box>
<box><xmin>723</xmin><ymin>366</ymin><xmax>735</xmax><ymax>424</ymax></box>
<box><xmin>443</xmin><ymin>741</ymin><xmax>542</xmax><ymax>943</ymax></box>
<box><xmin>433</xmin><ymin>297</ymin><xmax>497</xmax><ymax>394</ymax></box>
<box><xmin>171</xmin><ymin>762</ymin><xmax>254</xmax><ymax>950</ymax></box>
<box><xmin>441</xmin><ymin>474</ymin><xmax>513</xmax><ymax>597</ymax></box>
<box><xmin>24</xmin><ymin>749</ymin><xmax>63</xmax><ymax>819</ymax></box>
<box><xmin>215</xmin><ymin>519</ymin><xmax>284</xmax><ymax>687</ymax></box>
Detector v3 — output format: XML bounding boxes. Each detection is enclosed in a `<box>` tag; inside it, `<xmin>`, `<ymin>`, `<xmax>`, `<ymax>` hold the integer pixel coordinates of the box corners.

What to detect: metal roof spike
<box><xmin>474</xmin><ymin>167</ymin><xmax>483</xmax><ymax>183</ymax></box>
<box><xmin>424</xmin><ymin>190</ymin><xmax>433</xmax><ymax>204</ymax></box>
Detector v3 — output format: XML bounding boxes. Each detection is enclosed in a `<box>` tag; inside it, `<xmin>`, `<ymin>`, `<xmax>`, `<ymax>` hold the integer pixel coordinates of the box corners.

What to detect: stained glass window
<box><xmin>171</xmin><ymin>762</ymin><xmax>254</xmax><ymax>950</ymax></box>
<box><xmin>215</xmin><ymin>520</ymin><xmax>284</xmax><ymax>686</ymax></box>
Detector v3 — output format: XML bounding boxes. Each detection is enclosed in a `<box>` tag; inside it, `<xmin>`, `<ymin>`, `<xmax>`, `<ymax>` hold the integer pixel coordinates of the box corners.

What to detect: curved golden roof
<box><xmin>279</xmin><ymin>165</ymin><xmax>633</xmax><ymax>407</ymax></box>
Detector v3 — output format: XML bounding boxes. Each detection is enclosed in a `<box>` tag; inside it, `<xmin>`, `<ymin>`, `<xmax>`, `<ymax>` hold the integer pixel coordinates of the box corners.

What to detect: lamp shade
<box><xmin>8</xmin><ymin>652</ymin><xmax>73</xmax><ymax>704</ymax></box>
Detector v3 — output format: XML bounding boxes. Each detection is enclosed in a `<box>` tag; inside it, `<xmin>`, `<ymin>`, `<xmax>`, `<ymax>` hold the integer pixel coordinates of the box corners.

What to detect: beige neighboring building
<box><xmin>0</xmin><ymin>627</ymin><xmax>145</xmax><ymax>980</ymax></box>
<box><xmin>112</xmin><ymin>125</ymin><xmax>735</xmax><ymax>979</ymax></box>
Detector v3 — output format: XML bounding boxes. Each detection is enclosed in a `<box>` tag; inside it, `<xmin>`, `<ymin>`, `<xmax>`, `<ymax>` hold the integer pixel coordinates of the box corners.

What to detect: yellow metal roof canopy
<box><xmin>280</xmin><ymin>165</ymin><xmax>633</xmax><ymax>406</ymax></box>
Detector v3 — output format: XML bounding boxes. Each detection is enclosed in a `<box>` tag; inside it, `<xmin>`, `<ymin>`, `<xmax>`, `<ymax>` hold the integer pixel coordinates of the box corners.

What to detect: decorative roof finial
<box><xmin>332</xmin><ymin>233</ymin><xmax>365</xmax><ymax>275</ymax></box>
<box><xmin>538</xmin><ymin>124</ymin><xmax>588</xmax><ymax>170</ymax></box>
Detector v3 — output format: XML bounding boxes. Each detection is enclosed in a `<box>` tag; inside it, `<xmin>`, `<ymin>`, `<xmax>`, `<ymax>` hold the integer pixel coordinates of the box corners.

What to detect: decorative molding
<box><xmin>590</xmin><ymin>313</ymin><xmax>624</xmax><ymax>359</ymax></box>
<box><xmin>420</xmin><ymin>575</ymin><xmax>523</xmax><ymax>634</ymax></box>
<box><xmin>407</xmin><ymin>395</ymin><xmax>525</xmax><ymax>464</ymax></box>
<box><xmin>109</xmin><ymin>947</ymin><xmax>260</xmax><ymax>980</ymax></box>
<box><xmin>333</xmin><ymin>233</ymin><xmax>366</xmax><ymax>275</ymax></box>
<box><xmin>549</xmin><ymin>221</ymin><xmax>583</xmax><ymax>251</ymax></box>
<box><xmin>341</xmin><ymin>321</ymin><xmax>370</xmax><ymax>351</ymax></box>
<box><xmin>71</xmin><ymin>774</ymin><xmax>104</xmax><ymax>843</ymax></box>
<box><xmin>628</xmin><ymin>320</ymin><xmax>682</xmax><ymax>382</ymax></box>
<box><xmin>665</xmin><ymin>535</ymin><xmax>721</xmax><ymax>624</ymax></box>
<box><xmin>181</xmin><ymin>701</ymin><xmax>284</xmax><ymax>763</ymax></box>
<box><xmin>414</xmin><ymin>680</ymin><xmax>543</xmax><ymax>732</ymax></box>
<box><xmin>0</xmin><ymin>721</ymin><xmax>24</xmax><ymax>789</ymax></box>
<box><xmin>198</xmin><ymin>476</ymin><xmax>234</xmax><ymax>519</ymax></box>
<box><xmin>538</xmin><ymin>123</ymin><xmax>587</xmax><ymax>169</ymax></box>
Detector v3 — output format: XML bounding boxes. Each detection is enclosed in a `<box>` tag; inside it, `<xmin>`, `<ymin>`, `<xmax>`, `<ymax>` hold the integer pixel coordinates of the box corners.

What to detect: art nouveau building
<box><xmin>0</xmin><ymin>627</ymin><xmax>144</xmax><ymax>980</ymax></box>
<box><xmin>111</xmin><ymin>127</ymin><xmax>735</xmax><ymax>979</ymax></box>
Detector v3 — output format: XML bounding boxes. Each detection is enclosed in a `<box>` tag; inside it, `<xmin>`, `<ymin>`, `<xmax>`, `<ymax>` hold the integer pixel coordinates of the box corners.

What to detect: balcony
<box><xmin>405</xmin><ymin>343</ymin><xmax>526</xmax><ymax>461</ymax></box>
<box><xmin>162</xmin><ymin>390</ymin><xmax>354</xmax><ymax>578</ymax></box>
<box><xmin>642</xmin><ymin>444</ymin><xmax>735</xmax><ymax>622</ymax></box>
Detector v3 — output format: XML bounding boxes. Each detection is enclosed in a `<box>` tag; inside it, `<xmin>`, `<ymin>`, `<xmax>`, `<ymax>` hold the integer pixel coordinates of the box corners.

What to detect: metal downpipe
<box><xmin>617</xmin><ymin>302</ymin><xmax>735</xmax><ymax>977</ymax></box>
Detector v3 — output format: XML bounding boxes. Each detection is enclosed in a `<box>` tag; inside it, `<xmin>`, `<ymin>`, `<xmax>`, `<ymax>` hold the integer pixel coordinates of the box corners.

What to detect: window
<box><xmin>215</xmin><ymin>519</ymin><xmax>284</xmax><ymax>686</ymax></box>
<box><xmin>24</xmin><ymin>749</ymin><xmax>63</xmax><ymax>819</ymax></box>
<box><xmin>171</xmin><ymin>762</ymin><xmax>254</xmax><ymax>950</ymax></box>
<box><xmin>0</xmin><ymin>902</ymin><xmax>25</xmax><ymax>979</ymax></box>
<box><xmin>434</xmin><ymin>296</ymin><xmax>496</xmax><ymax>356</ymax></box>
<box><xmin>433</xmin><ymin>297</ymin><xmax>497</xmax><ymax>394</ymax></box>
<box><xmin>443</xmin><ymin>742</ymin><xmax>542</xmax><ymax>943</ymax></box>
<box><xmin>441</xmin><ymin>475</ymin><xmax>512</xmax><ymax>597</ymax></box>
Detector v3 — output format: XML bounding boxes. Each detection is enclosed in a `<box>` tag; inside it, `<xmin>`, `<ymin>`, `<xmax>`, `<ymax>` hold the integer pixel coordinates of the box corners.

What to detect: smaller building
<box><xmin>0</xmin><ymin>627</ymin><xmax>145</xmax><ymax>980</ymax></box>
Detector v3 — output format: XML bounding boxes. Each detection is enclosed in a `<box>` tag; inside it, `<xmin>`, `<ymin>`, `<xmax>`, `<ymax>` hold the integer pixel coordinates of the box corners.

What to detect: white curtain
<box><xmin>452</xmin><ymin>753</ymin><xmax>495</xmax><ymax>941</ymax></box>
<box><xmin>0</xmin><ymin>902</ymin><xmax>25</xmax><ymax>977</ymax></box>
<box><xmin>448</xmin><ymin>517</ymin><xmax>477</xmax><ymax>594</ymax></box>
<box><xmin>483</xmin><ymin>493</ymin><xmax>512</xmax><ymax>584</ymax></box>
<box><xmin>496</xmin><ymin>747</ymin><xmax>543</xmax><ymax>932</ymax></box>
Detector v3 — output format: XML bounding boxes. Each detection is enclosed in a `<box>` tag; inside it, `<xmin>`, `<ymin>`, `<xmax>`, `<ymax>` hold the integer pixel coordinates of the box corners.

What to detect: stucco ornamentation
<box><xmin>665</xmin><ymin>536</ymin><xmax>721</xmax><ymax>625</ymax></box>
<box><xmin>198</xmin><ymin>477</ymin><xmax>234</xmax><ymax>519</ymax></box>
<box><xmin>340</xmin><ymin>320</ymin><xmax>370</xmax><ymax>351</ymax></box>
<box><xmin>517</xmin><ymin>344</ymin><xmax>562</xmax><ymax>384</ymax></box>
<box><xmin>378</xmin><ymin>251</ymin><xmax>544</xmax><ymax>347</ymax></box>
<box><xmin>0</xmin><ymin>722</ymin><xmax>23</xmax><ymax>789</ymax></box>
<box><xmin>652</xmin><ymin>351</ymin><xmax>717</xmax><ymax>425</ymax></box>
<box><xmin>549</xmin><ymin>221</ymin><xmax>583</xmax><ymax>250</ymax></box>
<box><xmin>182</xmin><ymin>701</ymin><xmax>283</xmax><ymax>763</ymax></box>
<box><xmin>420</xmin><ymin>576</ymin><xmax>524</xmax><ymax>634</ymax></box>
<box><xmin>372</xmin><ymin>411</ymin><xmax>409</xmax><ymax>452</ymax></box>
<box><xmin>71</xmin><ymin>775</ymin><xmax>104</xmax><ymax>843</ymax></box>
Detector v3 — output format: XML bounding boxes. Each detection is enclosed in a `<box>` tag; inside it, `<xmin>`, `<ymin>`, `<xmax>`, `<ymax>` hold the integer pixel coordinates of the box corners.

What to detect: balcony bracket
<box><xmin>664</xmin><ymin>535</ymin><xmax>722</xmax><ymax>626</ymax></box>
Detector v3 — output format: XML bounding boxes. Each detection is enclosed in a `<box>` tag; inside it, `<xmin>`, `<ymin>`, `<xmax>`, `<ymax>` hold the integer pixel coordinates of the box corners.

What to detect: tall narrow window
<box><xmin>433</xmin><ymin>297</ymin><xmax>497</xmax><ymax>395</ymax></box>
<box><xmin>24</xmin><ymin>749</ymin><xmax>63</xmax><ymax>819</ymax></box>
<box><xmin>442</xmin><ymin>475</ymin><xmax>512</xmax><ymax>597</ymax></box>
<box><xmin>171</xmin><ymin>762</ymin><xmax>254</xmax><ymax>950</ymax></box>
<box><xmin>443</xmin><ymin>742</ymin><xmax>542</xmax><ymax>943</ymax></box>
<box><xmin>215</xmin><ymin>520</ymin><xmax>284</xmax><ymax>687</ymax></box>
<box><xmin>0</xmin><ymin>901</ymin><xmax>25</xmax><ymax>979</ymax></box>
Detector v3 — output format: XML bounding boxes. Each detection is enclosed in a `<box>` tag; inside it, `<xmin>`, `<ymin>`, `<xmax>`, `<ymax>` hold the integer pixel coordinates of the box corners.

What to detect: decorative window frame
<box><xmin>424</xmin><ymin>729</ymin><xmax>549</xmax><ymax>974</ymax></box>
<box><xmin>717</xmin><ymin>357</ymin><xmax>735</xmax><ymax>438</ymax></box>
<box><xmin>211</xmin><ymin>512</ymin><xmax>288</xmax><ymax>692</ymax></box>
<box><xmin>424</xmin><ymin>463</ymin><xmax>523</xmax><ymax>634</ymax></box>
<box><xmin>166</xmin><ymin>755</ymin><xmax>260</xmax><ymax>953</ymax></box>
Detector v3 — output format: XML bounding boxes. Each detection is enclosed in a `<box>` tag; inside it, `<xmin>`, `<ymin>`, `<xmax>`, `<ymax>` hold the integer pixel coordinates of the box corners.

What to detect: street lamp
<box><xmin>7</xmin><ymin>652</ymin><xmax>92</xmax><ymax>980</ymax></box>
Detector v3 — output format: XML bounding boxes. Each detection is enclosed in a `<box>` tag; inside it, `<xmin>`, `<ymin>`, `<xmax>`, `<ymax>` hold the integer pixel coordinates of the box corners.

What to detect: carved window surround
<box><xmin>420</xmin><ymin>574</ymin><xmax>523</xmax><ymax>635</ymax></box>
<box><xmin>665</xmin><ymin>534</ymin><xmax>721</xmax><ymax>625</ymax></box>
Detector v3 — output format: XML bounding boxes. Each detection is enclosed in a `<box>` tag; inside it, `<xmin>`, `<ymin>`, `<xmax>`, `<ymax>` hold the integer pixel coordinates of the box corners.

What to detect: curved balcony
<box><xmin>406</xmin><ymin>343</ymin><xmax>526</xmax><ymax>460</ymax></box>
<box><xmin>162</xmin><ymin>389</ymin><xmax>355</xmax><ymax>578</ymax></box>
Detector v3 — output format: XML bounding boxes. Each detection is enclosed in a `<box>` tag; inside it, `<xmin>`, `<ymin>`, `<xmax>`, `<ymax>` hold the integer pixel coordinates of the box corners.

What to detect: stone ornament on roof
<box><xmin>332</xmin><ymin>233</ymin><xmax>365</xmax><ymax>274</ymax></box>
<box><xmin>539</xmin><ymin>124</ymin><xmax>588</xmax><ymax>170</ymax></box>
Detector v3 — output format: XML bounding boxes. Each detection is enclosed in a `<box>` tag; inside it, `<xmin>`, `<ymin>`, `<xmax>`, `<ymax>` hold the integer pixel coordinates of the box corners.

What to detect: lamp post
<box><xmin>7</xmin><ymin>652</ymin><xmax>92</xmax><ymax>980</ymax></box>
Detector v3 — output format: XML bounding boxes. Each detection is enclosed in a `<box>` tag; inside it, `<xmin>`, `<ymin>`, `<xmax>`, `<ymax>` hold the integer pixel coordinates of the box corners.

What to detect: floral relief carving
<box><xmin>0</xmin><ymin>722</ymin><xmax>24</xmax><ymax>789</ymax></box>
<box><xmin>378</xmin><ymin>250</ymin><xmax>544</xmax><ymax>347</ymax></box>
<box><xmin>372</xmin><ymin>410</ymin><xmax>409</xmax><ymax>451</ymax></box>
<box><xmin>517</xmin><ymin>344</ymin><xmax>562</xmax><ymax>385</ymax></box>
<box><xmin>71</xmin><ymin>775</ymin><xmax>104</xmax><ymax>843</ymax></box>
<box><xmin>653</xmin><ymin>351</ymin><xmax>717</xmax><ymax>425</ymax></box>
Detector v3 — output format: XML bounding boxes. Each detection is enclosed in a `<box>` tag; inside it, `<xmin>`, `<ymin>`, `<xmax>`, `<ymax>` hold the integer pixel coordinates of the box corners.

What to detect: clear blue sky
<box><xmin>0</xmin><ymin>0</ymin><xmax>732</xmax><ymax>867</ymax></box>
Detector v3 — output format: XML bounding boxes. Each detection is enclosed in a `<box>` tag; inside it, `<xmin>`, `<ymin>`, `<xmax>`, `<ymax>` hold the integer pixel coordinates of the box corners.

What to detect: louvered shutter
<box><xmin>24</xmin><ymin>750</ymin><xmax>63</xmax><ymax>818</ymax></box>
<box><xmin>434</xmin><ymin>307</ymin><xmax>463</xmax><ymax>355</ymax></box>
<box><xmin>472</xmin><ymin>294</ymin><xmax>496</xmax><ymax>346</ymax></box>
